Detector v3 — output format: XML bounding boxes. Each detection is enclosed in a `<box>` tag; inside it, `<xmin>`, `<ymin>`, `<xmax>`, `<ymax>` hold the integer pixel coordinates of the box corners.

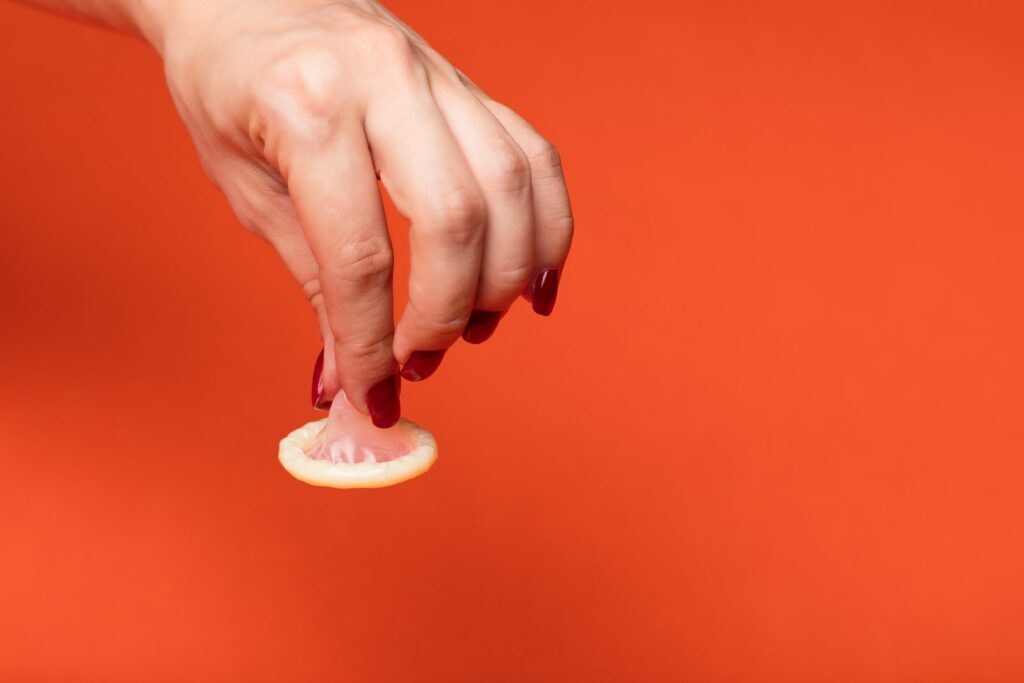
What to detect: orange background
<box><xmin>2</xmin><ymin>1</ymin><xmax>1024</xmax><ymax>680</ymax></box>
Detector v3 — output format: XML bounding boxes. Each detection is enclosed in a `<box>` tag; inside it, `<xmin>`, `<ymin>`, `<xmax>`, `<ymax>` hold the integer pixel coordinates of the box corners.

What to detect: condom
<box><xmin>278</xmin><ymin>392</ymin><xmax>437</xmax><ymax>488</ymax></box>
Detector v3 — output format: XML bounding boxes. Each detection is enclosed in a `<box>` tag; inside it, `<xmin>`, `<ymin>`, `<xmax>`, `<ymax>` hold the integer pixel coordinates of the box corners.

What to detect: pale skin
<box><xmin>19</xmin><ymin>0</ymin><xmax>573</xmax><ymax>427</ymax></box>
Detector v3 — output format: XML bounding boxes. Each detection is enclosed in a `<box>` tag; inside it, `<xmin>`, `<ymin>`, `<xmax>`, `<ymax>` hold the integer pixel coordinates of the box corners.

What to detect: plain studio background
<box><xmin>2</xmin><ymin>1</ymin><xmax>1023</xmax><ymax>680</ymax></box>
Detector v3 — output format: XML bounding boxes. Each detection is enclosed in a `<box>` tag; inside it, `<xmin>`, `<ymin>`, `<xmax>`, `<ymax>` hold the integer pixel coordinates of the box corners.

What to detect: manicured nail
<box><xmin>462</xmin><ymin>310</ymin><xmax>502</xmax><ymax>344</ymax></box>
<box><xmin>311</xmin><ymin>348</ymin><xmax>331</xmax><ymax>410</ymax></box>
<box><xmin>401</xmin><ymin>349</ymin><xmax>446</xmax><ymax>382</ymax></box>
<box><xmin>530</xmin><ymin>268</ymin><xmax>560</xmax><ymax>316</ymax></box>
<box><xmin>366</xmin><ymin>375</ymin><xmax>401</xmax><ymax>428</ymax></box>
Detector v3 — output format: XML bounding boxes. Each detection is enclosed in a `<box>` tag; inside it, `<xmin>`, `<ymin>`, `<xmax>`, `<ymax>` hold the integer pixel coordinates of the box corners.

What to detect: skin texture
<box><xmin>20</xmin><ymin>0</ymin><xmax>574</xmax><ymax>424</ymax></box>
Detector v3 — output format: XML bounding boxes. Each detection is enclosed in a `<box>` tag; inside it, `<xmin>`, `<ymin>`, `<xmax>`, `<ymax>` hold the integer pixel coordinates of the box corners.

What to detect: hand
<box><xmin>145</xmin><ymin>0</ymin><xmax>574</xmax><ymax>426</ymax></box>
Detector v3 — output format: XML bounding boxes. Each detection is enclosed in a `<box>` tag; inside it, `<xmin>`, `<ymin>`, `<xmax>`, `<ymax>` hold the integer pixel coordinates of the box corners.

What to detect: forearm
<box><xmin>15</xmin><ymin>0</ymin><xmax>168</xmax><ymax>48</ymax></box>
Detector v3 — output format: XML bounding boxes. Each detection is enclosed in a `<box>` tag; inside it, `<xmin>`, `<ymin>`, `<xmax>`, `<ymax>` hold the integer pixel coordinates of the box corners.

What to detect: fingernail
<box><xmin>530</xmin><ymin>268</ymin><xmax>560</xmax><ymax>316</ymax></box>
<box><xmin>401</xmin><ymin>349</ymin><xmax>446</xmax><ymax>382</ymax></box>
<box><xmin>312</xmin><ymin>348</ymin><xmax>332</xmax><ymax>410</ymax></box>
<box><xmin>366</xmin><ymin>375</ymin><xmax>401</xmax><ymax>428</ymax></box>
<box><xmin>462</xmin><ymin>310</ymin><xmax>502</xmax><ymax>344</ymax></box>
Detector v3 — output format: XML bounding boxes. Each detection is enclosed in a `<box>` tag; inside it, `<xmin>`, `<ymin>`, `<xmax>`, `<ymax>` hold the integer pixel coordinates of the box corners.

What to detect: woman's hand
<box><xmin>141</xmin><ymin>0</ymin><xmax>573</xmax><ymax>426</ymax></box>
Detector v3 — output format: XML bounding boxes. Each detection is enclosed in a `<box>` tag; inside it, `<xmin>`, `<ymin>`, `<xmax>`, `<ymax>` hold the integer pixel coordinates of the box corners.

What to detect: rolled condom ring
<box><xmin>278</xmin><ymin>391</ymin><xmax>437</xmax><ymax>489</ymax></box>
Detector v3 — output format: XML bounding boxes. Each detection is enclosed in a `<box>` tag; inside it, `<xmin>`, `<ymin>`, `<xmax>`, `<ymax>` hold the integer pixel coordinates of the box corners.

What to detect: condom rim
<box><xmin>278</xmin><ymin>416</ymin><xmax>437</xmax><ymax>489</ymax></box>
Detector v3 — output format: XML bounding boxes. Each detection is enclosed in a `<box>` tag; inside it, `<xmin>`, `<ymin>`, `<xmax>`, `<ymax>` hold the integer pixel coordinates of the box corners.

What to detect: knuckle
<box><xmin>475</xmin><ymin>262</ymin><xmax>533</xmax><ymax>306</ymax></box>
<box><xmin>547</xmin><ymin>211</ymin><xmax>575</xmax><ymax>244</ymax></box>
<box><xmin>525</xmin><ymin>139</ymin><xmax>564</xmax><ymax>180</ymax></box>
<box><xmin>491</xmin><ymin>262</ymin><xmax>534</xmax><ymax>291</ymax></box>
<box><xmin>337</xmin><ymin>328</ymin><xmax>393</xmax><ymax>366</ymax></box>
<box><xmin>322</xmin><ymin>234</ymin><xmax>394</xmax><ymax>286</ymax></box>
<box><xmin>259</xmin><ymin>47</ymin><xmax>343</xmax><ymax>122</ymax></box>
<box><xmin>364</xmin><ymin>23</ymin><xmax>411</xmax><ymax>50</ymax></box>
<box><xmin>353</xmin><ymin>24</ymin><xmax>436</xmax><ymax>102</ymax></box>
<box><xmin>303</xmin><ymin>290</ymin><xmax>336</xmax><ymax>347</ymax></box>
<box><xmin>308</xmin><ymin>291</ymin><xmax>328</xmax><ymax>320</ymax></box>
<box><xmin>407</xmin><ymin>298</ymin><xmax>470</xmax><ymax>338</ymax></box>
<box><xmin>423</xmin><ymin>187</ymin><xmax>486</xmax><ymax>244</ymax></box>
<box><xmin>481</xmin><ymin>140</ymin><xmax>531</xmax><ymax>193</ymax></box>
<box><xmin>302</xmin><ymin>279</ymin><xmax>328</xmax><ymax>317</ymax></box>
<box><xmin>357</xmin><ymin>23</ymin><xmax>419</xmax><ymax>71</ymax></box>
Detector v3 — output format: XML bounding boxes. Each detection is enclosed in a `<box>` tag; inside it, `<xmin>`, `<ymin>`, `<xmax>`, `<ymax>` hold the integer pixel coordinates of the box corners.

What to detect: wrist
<box><xmin>123</xmin><ymin>0</ymin><xmax>188</xmax><ymax>54</ymax></box>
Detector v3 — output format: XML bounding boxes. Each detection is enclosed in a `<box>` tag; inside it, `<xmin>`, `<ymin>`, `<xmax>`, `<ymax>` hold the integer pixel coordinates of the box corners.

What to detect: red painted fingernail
<box><xmin>366</xmin><ymin>375</ymin><xmax>401</xmax><ymax>428</ymax></box>
<box><xmin>312</xmin><ymin>348</ymin><xmax>331</xmax><ymax>410</ymax></box>
<box><xmin>401</xmin><ymin>349</ymin><xmax>446</xmax><ymax>382</ymax></box>
<box><xmin>461</xmin><ymin>310</ymin><xmax>502</xmax><ymax>344</ymax></box>
<box><xmin>530</xmin><ymin>268</ymin><xmax>560</xmax><ymax>316</ymax></box>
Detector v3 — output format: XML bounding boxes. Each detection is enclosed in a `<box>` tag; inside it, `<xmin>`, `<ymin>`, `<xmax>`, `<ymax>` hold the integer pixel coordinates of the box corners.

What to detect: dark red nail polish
<box><xmin>312</xmin><ymin>348</ymin><xmax>331</xmax><ymax>410</ymax></box>
<box><xmin>401</xmin><ymin>349</ymin><xmax>446</xmax><ymax>382</ymax></box>
<box><xmin>462</xmin><ymin>310</ymin><xmax>502</xmax><ymax>344</ymax></box>
<box><xmin>530</xmin><ymin>268</ymin><xmax>560</xmax><ymax>316</ymax></box>
<box><xmin>366</xmin><ymin>375</ymin><xmax>401</xmax><ymax>428</ymax></box>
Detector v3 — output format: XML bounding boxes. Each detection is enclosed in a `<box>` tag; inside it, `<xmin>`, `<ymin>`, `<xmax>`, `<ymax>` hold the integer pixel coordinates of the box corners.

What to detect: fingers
<box><xmin>255</xmin><ymin>39</ymin><xmax>570</xmax><ymax>420</ymax></box>
<box><xmin>287</xmin><ymin>130</ymin><xmax>401</xmax><ymax>427</ymax></box>
<box><xmin>426</xmin><ymin>71</ymin><xmax>535</xmax><ymax>337</ymax></box>
<box><xmin>262</xmin><ymin>216</ymin><xmax>345</xmax><ymax>410</ymax></box>
<box><xmin>457</xmin><ymin>72</ymin><xmax>574</xmax><ymax>316</ymax></box>
<box><xmin>363</xmin><ymin>61</ymin><xmax>487</xmax><ymax>373</ymax></box>
<box><xmin>214</xmin><ymin>161</ymin><xmax>343</xmax><ymax>409</ymax></box>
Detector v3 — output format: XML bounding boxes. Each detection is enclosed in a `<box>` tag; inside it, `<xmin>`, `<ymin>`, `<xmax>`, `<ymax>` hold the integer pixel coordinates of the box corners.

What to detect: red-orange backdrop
<box><xmin>3</xmin><ymin>1</ymin><xmax>1024</xmax><ymax>680</ymax></box>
